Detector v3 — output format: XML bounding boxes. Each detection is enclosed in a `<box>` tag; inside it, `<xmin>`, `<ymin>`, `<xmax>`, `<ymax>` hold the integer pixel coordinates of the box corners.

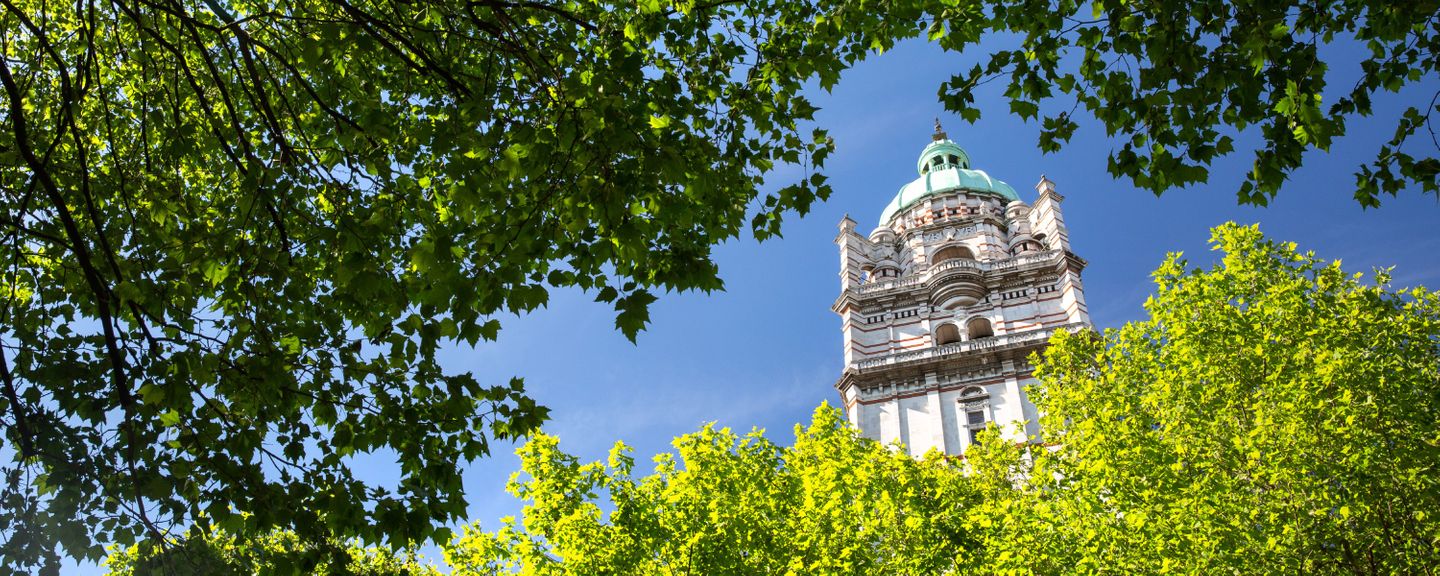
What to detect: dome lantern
<box><xmin>878</xmin><ymin>123</ymin><xmax>1019</xmax><ymax>226</ymax></box>
<box><xmin>916</xmin><ymin>119</ymin><xmax>971</xmax><ymax>175</ymax></box>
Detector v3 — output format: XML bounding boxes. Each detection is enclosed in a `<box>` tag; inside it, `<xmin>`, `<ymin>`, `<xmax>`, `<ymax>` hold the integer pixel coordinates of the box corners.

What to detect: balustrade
<box><xmin>852</xmin><ymin>322</ymin><xmax>1086</xmax><ymax>370</ymax></box>
<box><xmin>855</xmin><ymin>250</ymin><xmax>1061</xmax><ymax>295</ymax></box>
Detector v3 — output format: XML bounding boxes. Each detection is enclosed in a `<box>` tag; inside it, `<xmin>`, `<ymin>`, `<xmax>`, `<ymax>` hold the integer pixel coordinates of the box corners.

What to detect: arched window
<box><xmin>966</xmin><ymin>317</ymin><xmax>994</xmax><ymax>339</ymax></box>
<box><xmin>931</xmin><ymin>245</ymin><xmax>974</xmax><ymax>266</ymax></box>
<box><xmin>1013</xmin><ymin>240</ymin><xmax>1044</xmax><ymax>255</ymax></box>
<box><xmin>935</xmin><ymin>323</ymin><xmax>961</xmax><ymax>346</ymax></box>
<box><xmin>959</xmin><ymin>387</ymin><xmax>990</xmax><ymax>445</ymax></box>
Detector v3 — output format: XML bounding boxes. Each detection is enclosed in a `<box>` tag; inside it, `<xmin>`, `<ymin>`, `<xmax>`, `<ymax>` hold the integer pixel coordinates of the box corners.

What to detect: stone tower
<box><xmin>832</xmin><ymin>123</ymin><xmax>1091</xmax><ymax>456</ymax></box>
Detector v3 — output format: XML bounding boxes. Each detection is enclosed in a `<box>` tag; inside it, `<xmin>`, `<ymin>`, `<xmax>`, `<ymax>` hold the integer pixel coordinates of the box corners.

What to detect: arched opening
<box><xmin>1013</xmin><ymin>240</ymin><xmax>1044</xmax><ymax>255</ymax></box>
<box><xmin>966</xmin><ymin>317</ymin><xmax>994</xmax><ymax>339</ymax></box>
<box><xmin>935</xmin><ymin>323</ymin><xmax>961</xmax><ymax>346</ymax></box>
<box><xmin>959</xmin><ymin>387</ymin><xmax>990</xmax><ymax>445</ymax></box>
<box><xmin>931</xmin><ymin>245</ymin><xmax>974</xmax><ymax>266</ymax></box>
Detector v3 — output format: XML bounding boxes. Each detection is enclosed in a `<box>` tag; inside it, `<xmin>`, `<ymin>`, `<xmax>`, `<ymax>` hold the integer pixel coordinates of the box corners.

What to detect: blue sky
<box><xmin>75</xmin><ymin>35</ymin><xmax>1440</xmax><ymax>574</ymax></box>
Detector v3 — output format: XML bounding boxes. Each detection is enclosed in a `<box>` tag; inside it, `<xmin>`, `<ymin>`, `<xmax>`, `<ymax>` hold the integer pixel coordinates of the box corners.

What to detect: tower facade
<box><xmin>832</xmin><ymin>125</ymin><xmax>1091</xmax><ymax>456</ymax></box>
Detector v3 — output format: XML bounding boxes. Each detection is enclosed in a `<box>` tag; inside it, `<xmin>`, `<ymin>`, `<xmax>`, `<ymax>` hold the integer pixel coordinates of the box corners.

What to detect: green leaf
<box><xmin>1009</xmin><ymin>100</ymin><xmax>1039</xmax><ymax>120</ymax></box>
<box><xmin>614</xmin><ymin>290</ymin><xmax>658</xmax><ymax>343</ymax></box>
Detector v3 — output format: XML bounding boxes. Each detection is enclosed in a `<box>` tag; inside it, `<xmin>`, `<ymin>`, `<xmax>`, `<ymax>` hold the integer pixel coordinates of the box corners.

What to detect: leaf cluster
<box><xmin>445</xmin><ymin>406</ymin><xmax>977</xmax><ymax>575</ymax></box>
<box><xmin>806</xmin><ymin>0</ymin><xmax>1440</xmax><ymax>205</ymax></box>
<box><xmin>104</xmin><ymin>525</ymin><xmax>439</xmax><ymax>576</ymax></box>
<box><xmin>968</xmin><ymin>223</ymin><xmax>1440</xmax><ymax>574</ymax></box>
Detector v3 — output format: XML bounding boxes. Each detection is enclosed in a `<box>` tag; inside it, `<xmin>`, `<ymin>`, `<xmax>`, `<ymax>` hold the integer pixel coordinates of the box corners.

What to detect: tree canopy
<box><xmin>0</xmin><ymin>0</ymin><xmax>838</xmax><ymax>571</ymax></box>
<box><xmin>971</xmin><ymin>223</ymin><xmax>1440</xmax><ymax>574</ymax></box>
<box><xmin>986</xmin><ymin>0</ymin><xmax>1440</xmax><ymax>206</ymax></box>
<box><xmin>104</xmin><ymin>527</ymin><xmax>438</xmax><ymax>576</ymax></box>
<box><xmin>812</xmin><ymin>0</ymin><xmax>1440</xmax><ymax>205</ymax></box>
<box><xmin>445</xmin><ymin>406</ymin><xmax>978</xmax><ymax>575</ymax></box>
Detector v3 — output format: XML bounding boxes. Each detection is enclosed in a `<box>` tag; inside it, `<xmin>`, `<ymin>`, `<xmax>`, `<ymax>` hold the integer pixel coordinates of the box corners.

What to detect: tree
<box><xmin>443</xmin><ymin>406</ymin><xmax>978</xmax><ymax>575</ymax></box>
<box><xmin>104</xmin><ymin>527</ymin><xmax>438</xmax><ymax>576</ymax></box>
<box><xmin>963</xmin><ymin>224</ymin><xmax>1440</xmax><ymax>574</ymax></box>
<box><xmin>0</xmin><ymin>0</ymin><xmax>843</xmax><ymax>571</ymax></box>
<box><xmin>806</xmin><ymin>0</ymin><xmax>1440</xmax><ymax>206</ymax></box>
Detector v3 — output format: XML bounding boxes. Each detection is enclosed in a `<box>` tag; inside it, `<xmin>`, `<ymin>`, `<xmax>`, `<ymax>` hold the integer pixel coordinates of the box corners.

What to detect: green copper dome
<box><xmin>879</xmin><ymin>134</ymin><xmax>1019</xmax><ymax>226</ymax></box>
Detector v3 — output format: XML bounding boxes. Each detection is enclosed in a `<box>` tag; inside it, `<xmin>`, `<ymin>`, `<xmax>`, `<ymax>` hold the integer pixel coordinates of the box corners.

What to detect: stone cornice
<box><xmin>834</xmin><ymin>322</ymin><xmax>1089</xmax><ymax>393</ymax></box>
<box><xmin>833</xmin><ymin>250</ymin><xmax>1080</xmax><ymax>312</ymax></box>
<box><xmin>892</xmin><ymin>213</ymin><xmax>1007</xmax><ymax>244</ymax></box>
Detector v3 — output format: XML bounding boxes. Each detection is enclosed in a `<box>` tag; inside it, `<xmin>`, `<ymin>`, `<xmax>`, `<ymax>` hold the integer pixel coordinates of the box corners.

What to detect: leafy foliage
<box><xmin>0</xmin><ymin>0</ymin><xmax>840</xmax><ymax>571</ymax></box>
<box><xmin>444</xmin><ymin>406</ymin><xmax>978</xmax><ymax>575</ymax></box>
<box><xmin>104</xmin><ymin>526</ymin><xmax>438</xmax><ymax>576</ymax></box>
<box><xmin>965</xmin><ymin>224</ymin><xmax>1440</xmax><ymax>574</ymax></box>
<box><xmin>803</xmin><ymin>0</ymin><xmax>1440</xmax><ymax>205</ymax></box>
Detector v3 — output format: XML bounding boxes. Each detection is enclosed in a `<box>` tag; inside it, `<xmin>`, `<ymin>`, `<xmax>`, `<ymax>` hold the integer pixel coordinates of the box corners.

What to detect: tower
<box><xmin>832</xmin><ymin>123</ymin><xmax>1091</xmax><ymax>456</ymax></box>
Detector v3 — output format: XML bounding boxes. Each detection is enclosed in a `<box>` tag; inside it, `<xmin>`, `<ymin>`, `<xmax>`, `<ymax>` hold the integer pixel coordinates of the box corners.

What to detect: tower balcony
<box><xmin>845</xmin><ymin>249</ymin><xmax>1069</xmax><ymax>300</ymax></box>
<box><xmin>847</xmin><ymin>321</ymin><xmax>1089</xmax><ymax>373</ymax></box>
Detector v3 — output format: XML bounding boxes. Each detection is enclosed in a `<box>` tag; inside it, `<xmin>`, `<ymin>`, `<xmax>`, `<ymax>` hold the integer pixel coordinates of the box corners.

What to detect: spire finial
<box><xmin>932</xmin><ymin>117</ymin><xmax>947</xmax><ymax>141</ymax></box>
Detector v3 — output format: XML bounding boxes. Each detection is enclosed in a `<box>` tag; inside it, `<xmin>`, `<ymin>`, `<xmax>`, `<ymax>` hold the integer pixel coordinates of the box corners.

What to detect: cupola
<box><xmin>878</xmin><ymin>121</ymin><xmax>1020</xmax><ymax>226</ymax></box>
<box><xmin>918</xmin><ymin>119</ymin><xmax>972</xmax><ymax>174</ymax></box>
